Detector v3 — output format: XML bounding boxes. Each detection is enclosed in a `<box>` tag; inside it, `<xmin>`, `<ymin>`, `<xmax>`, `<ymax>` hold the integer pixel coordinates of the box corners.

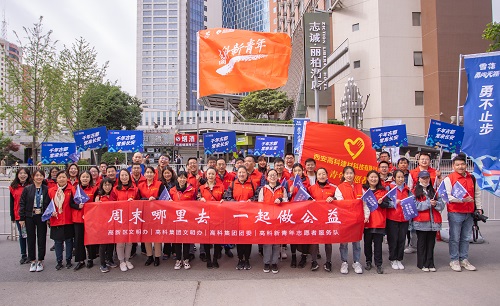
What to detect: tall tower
<box><xmin>222</xmin><ymin>0</ymin><xmax>271</xmax><ymax>32</ymax></box>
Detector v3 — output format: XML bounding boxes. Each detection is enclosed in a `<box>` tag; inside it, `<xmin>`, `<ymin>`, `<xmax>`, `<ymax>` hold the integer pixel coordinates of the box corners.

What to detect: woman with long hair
<box><xmin>160</xmin><ymin>166</ymin><xmax>177</xmax><ymax>260</ymax></box>
<box><xmin>10</xmin><ymin>167</ymin><xmax>32</xmax><ymax>265</ymax></box>
<box><xmin>95</xmin><ymin>178</ymin><xmax>117</xmax><ymax>273</ymax></box>
<box><xmin>66</xmin><ymin>163</ymin><xmax>80</xmax><ymax>188</ymax></box>
<box><xmin>45</xmin><ymin>167</ymin><xmax>59</xmax><ymax>190</ymax></box>
<box><xmin>89</xmin><ymin>166</ymin><xmax>101</xmax><ymax>187</ymax></box>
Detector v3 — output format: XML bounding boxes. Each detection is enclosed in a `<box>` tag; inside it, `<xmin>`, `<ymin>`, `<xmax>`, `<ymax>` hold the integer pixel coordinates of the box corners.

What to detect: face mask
<box><xmin>420</xmin><ymin>181</ymin><xmax>430</xmax><ymax>188</ymax></box>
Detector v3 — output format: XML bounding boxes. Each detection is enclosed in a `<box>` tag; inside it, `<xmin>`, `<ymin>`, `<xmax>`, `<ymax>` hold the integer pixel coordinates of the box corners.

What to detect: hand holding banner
<box><xmin>74</xmin><ymin>185</ymin><xmax>90</xmax><ymax>205</ymax></box>
<box><xmin>42</xmin><ymin>200</ymin><xmax>55</xmax><ymax>222</ymax></box>
<box><xmin>159</xmin><ymin>188</ymin><xmax>171</xmax><ymax>201</ymax></box>
<box><xmin>361</xmin><ymin>189</ymin><xmax>378</xmax><ymax>212</ymax></box>
<box><xmin>451</xmin><ymin>181</ymin><xmax>469</xmax><ymax>200</ymax></box>
<box><xmin>436</xmin><ymin>180</ymin><xmax>449</xmax><ymax>202</ymax></box>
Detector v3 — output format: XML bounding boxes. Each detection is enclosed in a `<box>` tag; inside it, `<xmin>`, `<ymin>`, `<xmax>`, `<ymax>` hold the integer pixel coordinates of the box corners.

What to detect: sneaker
<box><xmin>236</xmin><ymin>260</ymin><xmax>244</xmax><ymax>270</ymax></box>
<box><xmin>20</xmin><ymin>256</ymin><xmax>28</xmax><ymax>265</ymax></box>
<box><xmin>125</xmin><ymin>261</ymin><xmax>134</xmax><ymax>270</ymax></box>
<box><xmin>365</xmin><ymin>262</ymin><xmax>372</xmax><ymax>271</ymax></box>
<box><xmin>280</xmin><ymin>251</ymin><xmax>287</xmax><ymax>259</ymax></box>
<box><xmin>55</xmin><ymin>262</ymin><xmax>63</xmax><ymax>270</ymax></box>
<box><xmin>421</xmin><ymin>267</ymin><xmax>430</xmax><ymax>272</ymax></box>
<box><xmin>311</xmin><ymin>261</ymin><xmax>319</xmax><ymax>271</ymax></box>
<box><xmin>340</xmin><ymin>261</ymin><xmax>348</xmax><ymax>274</ymax></box>
<box><xmin>120</xmin><ymin>262</ymin><xmax>127</xmax><ymax>272</ymax></box>
<box><xmin>391</xmin><ymin>260</ymin><xmax>399</xmax><ymax>270</ymax></box>
<box><xmin>460</xmin><ymin>259</ymin><xmax>477</xmax><ymax>271</ymax></box>
<box><xmin>404</xmin><ymin>246</ymin><xmax>416</xmax><ymax>254</ymax></box>
<box><xmin>290</xmin><ymin>255</ymin><xmax>297</xmax><ymax>268</ymax></box>
<box><xmin>429</xmin><ymin>267</ymin><xmax>437</xmax><ymax>272</ymax></box>
<box><xmin>450</xmin><ymin>260</ymin><xmax>462</xmax><ymax>272</ymax></box>
<box><xmin>174</xmin><ymin>260</ymin><xmax>182</xmax><ymax>270</ymax></box>
<box><xmin>206</xmin><ymin>260</ymin><xmax>213</xmax><ymax>269</ymax></box>
<box><xmin>36</xmin><ymin>261</ymin><xmax>44</xmax><ymax>272</ymax></box>
<box><xmin>162</xmin><ymin>254</ymin><xmax>170</xmax><ymax>260</ymax></box>
<box><xmin>263</xmin><ymin>263</ymin><xmax>270</xmax><ymax>273</ymax></box>
<box><xmin>106</xmin><ymin>260</ymin><xmax>117</xmax><ymax>268</ymax></box>
<box><xmin>200</xmin><ymin>252</ymin><xmax>207</xmax><ymax>262</ymax></box>
<box><xmin>66</xmin><ymin>262</ymin><xmax>73</xmax><ymax>269</ymax></box>
<box><xmin>244</xmin><ymin>260</ymin><xmax>252</xmax><ymax>270</ymax></box>
<box><xmin>324</xmin><ymin>261</ymin><xmax>332</xmax><ymax>272</ymax></box>
<box><xmin>397</xmin><ymin>261</ymin><xmax>405</xmax><ymax>270</ymax></box>
<box><xmin>183</xmin><ymin>259</ymin><xmax>191</xmax><ymax>270</ymax></box>
<box><xmin>213</xmin><ymin>260</ymin><xmax>219</xmax><ymax>269</ymax></box>
<box><xmin>298</xmin><ymin>255</ymin><xmax>307</xmax><ymax>268</ymax></box>
<box><xmin>376</xmin><ymin>265</ymin><xmax>384</xmax><ymax>274</ymax></box>
<box><xmin>352</xmin><ymin>262</ymin><xmax>363</xmax><ymax>274</ymax></box>
<box><xmin>100</xmin><ymin>265</ymin><xmax>109</xmax><ymax>273</ymax></box>
<box><xmin>271</xmin><ymin>264</ymin><xmax>279</xmax><ymax>274</ymax></box>
<box><xmin>29</xmin><ymin>261</ymin><xmax>37</xmax><ymax>272</ymax></box>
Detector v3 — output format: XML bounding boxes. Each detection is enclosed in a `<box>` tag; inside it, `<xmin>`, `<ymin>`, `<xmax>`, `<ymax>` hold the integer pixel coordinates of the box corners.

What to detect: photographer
<box><xmin>443</xmin><ymin>153</ymin><xmax>483</xmax><ymax>272</ymax></box>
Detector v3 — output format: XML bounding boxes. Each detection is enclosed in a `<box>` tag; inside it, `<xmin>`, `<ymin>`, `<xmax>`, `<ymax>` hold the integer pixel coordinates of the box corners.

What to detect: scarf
<box><xmin>54</xmin><ymin>185</ymin><xmax>67</xmax><ymax>214</ymax></box>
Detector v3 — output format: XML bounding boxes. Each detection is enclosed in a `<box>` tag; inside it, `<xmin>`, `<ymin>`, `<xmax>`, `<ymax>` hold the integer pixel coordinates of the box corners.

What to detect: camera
<box><xmin>473</xmin><ymin>211</ymin><xmax>488</xmax><ymax>223</ymax></box>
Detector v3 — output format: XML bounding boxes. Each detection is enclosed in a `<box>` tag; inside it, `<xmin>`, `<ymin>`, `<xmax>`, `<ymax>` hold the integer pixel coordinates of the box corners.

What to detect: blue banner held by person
<box><xmin>73</xmin><ymin>126</ymin><xmax>107</xmax><ymax>152</ymax></box>
<box><xmin>370</xmin><ymin>124</ymin><xmax>408</xmax><ymax>149</ymax></box>
<box><xmin>451</xmin><ymin>181</ymin><xmax>469</xmax><ymax>200</ymax></box>
<box><xmin>384</xmin><ymin>187</ymin><xmax>398</xmax><ymax>205</ymax></box>
<box><xmin>41</xmin><ymin>200</ymin><xmax>55</xmax><ymax>222</ymax></box>
<box><xmin>425</xmin><ymin>120</ymin><xmax>464</xmax><ymax>153</ymax></box>
<box><xmin>401</xmin><ymin>196</ymin><xmax>418</xmax><ymax>221</ymax></box>
<box><xmin>203</xmin><ymin>132</ymin><xmax>237</xmax><ymax>155</ymax></box>
<box><xmin>107</xmin><ymin>130</ymin><xmax>144</xmax><ymax>153</ymax></box>
<box><xmin>462</xmin><ymin>52</ymin><xmax>500</xmax><ymax>197</ymax></box>
<box><xmin>293</xmin><ymin>118</ymin><xmax>310</xmax><ymax>155</ymax></box>
<box><xmin>361</xmin><ymin>189</ymin><xmax>378</xmax><ymax>212</ymax></box>
<box><xmin>292</xmin><ymin>175</ymin><xmax>312</xmax><ymax>202</ymax></box>
<box><xmin>74</xmin><ymin>185</ymin><xmax>90</xmax><ymax>205</ymax></box>
<box><xmin>158</xmin><ymin>187</ymin><xmax>171</xmax><ymax>201</ymax></box>
<box><xmin>436</xmin><ymin>180</ymin><xmax>449</xmax><ymax>202</ymax></box>
<box><xmin>41</xmin><ymin>142</ymin><xmax>77</xmax><ymax>165</ymax></box>
<box><xmin>253</xmin><ymin>136</ymin><xmax>286</xmax><ymax>157</ymax></box>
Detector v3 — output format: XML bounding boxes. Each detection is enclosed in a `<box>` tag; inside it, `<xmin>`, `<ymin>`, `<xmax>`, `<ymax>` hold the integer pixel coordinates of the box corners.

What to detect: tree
<box><xmin>78</xmin><ymin>82</ymin><xmax>142</xmax><ymax>130</ymax></box>
<box><xmin>59</xmin><ymin>37</ymin><xmax>108</xmax><ymax>132</ymax></box>
<box><xmin>239</xmin><ymin>89</ymin><xmax>294</xmax><ymax>119</ymax></box>
<box><xmin>0</xmin><ymin>16</ymin><xmax>63</xmax><ymax>160</ymax></box>
<box><xmin>482</xmin><ymin>22</ymin><xmax>500</xmax><ymax>52</ymax></box>
<box><xmin>0</xmin><ymin>132</ymin><xmax>20</xmax><ymax>157</ymax></box>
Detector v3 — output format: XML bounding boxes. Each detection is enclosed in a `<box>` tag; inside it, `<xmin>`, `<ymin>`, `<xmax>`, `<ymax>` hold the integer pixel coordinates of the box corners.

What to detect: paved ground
<box><xmin>0</xmin><ymin>221</ymin><xmax>499</xmax><ymax>305</ymax></box>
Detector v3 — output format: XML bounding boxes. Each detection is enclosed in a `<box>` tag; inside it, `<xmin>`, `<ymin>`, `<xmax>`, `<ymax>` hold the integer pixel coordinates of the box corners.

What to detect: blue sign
<box><xmin>107</xmin><ymin>130</ymin><xmax>144</xmax><ymax>153</ymax></box>
<box><xmin>253</xmin><ymin>136</ymin><xmax>286</xmax><ymax>157</ymax></box>
<box><xmin>425</xmin><ymin>120</ymin><xmax>464</xmax><ymax>153</ymax></box>
<box><xmin>73</xmin><ymin>126</ymin><xmax>107</xmax><ymax>152</ymax></box>
<box><xmin>463</xmin><ymin>52</ymin><xmax>500</xmax><ymax>196</ymax></box>
<box><xmin>401</xmin><ymin>196</ymin><xmax>418</xmax><ymax>221</ymax></box>
<box><xmin>204</xmin><ymin>132</ymin><xmax>237</xmax><ymax>154</ymax></box>
<box><xmin>370</xmin><ymin>124</ymin><xmax>408</xmax><ymax>149</ymax></box>
<box><xmin>293</xmin><ymin>118</ymin><xmax>310</xmax><ymax>155</ymax></box>
<box><xmin>41</xmin><ymin>142</ymin><xmax>77</xmax><ymax>164</ymax></box>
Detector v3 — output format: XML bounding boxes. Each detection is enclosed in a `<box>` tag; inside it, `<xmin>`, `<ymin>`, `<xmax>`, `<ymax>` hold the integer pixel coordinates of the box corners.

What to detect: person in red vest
<box><xmin>154</xmin><ymin>155</ymin><xmax>170</xmax><ymax>181</ymax></box>
<box><xmin>284</xmin><ymin>153</ymin><xmax>295</xmax><ymax>174</ymax></box>
<box><xmin>378</xmin><ymin>161</ymin><xmax>393</xmax><ymax>188</ymax></box>
<box><xmin>413</xmin><ymin>170</ymin><xmax>445</xmax><ymax>272</ymax></box>
<box><xmin>130</xmin><ymin>162</ymin><xmax>146</xmax><ymax>188</ymax></box>
<box><xmin>257</xmin><ymin>155</ymin><xmax>269</xmax><ymax>176</ymax></box>
<box><xmin>10</xmin><ymin>167</ymin><xmax>32</xmax><ymax>265</ymax></box>
<box><xmin>308</xmin><ymin>167</ymin><xmax>337</xmax><ymax>272</ymax></box>
<box><xmin>48</xmin><ymin>170</ymin><xmax>75</xmax><ymax>270</ymax></box>
<box><xmin>159</xmin><ymin>166</ymin><xmax>177</xmax><ymax>260</ymax></box>
<box><xmin>443</xmin><ymin>153</ymin><xmax>482</xmax><ymax>272</ymax></box>
<box><xmin>258</xmin><ymin>169</ymin><xmax>288</xmax><ymax>274</ymax></box>
<box><xmin>89</xmin><ymin>166</ymin><xmax>101</xmax><ymax>187</ymax></box>
<box><xmin>169</xmin><ymin>171</ymin><xmax>197</xmax><ymax>270</ymax></box>
<box><xmin>105</xmin><ymin>166</ymin><xmax>118</xmax><ymax>187</ymax></box>
<box><xmin>94</xmin><ymin>178</ymin><xmax>117</xmax><ymax>273</ymax></box>
<box><xmin>287</xmin><ymin>163</ymin><xmax>310</xmax><ymax>269</ymax></box>
<box><xmin>378</xmin><ymin>151</ymin><xmax>397</xmax><ymax>173</ymax></box>
<box><xmin>386</xmin><ymin>170</ymin><xmax>411</xmax><ymax>271</ymax></box>
<box><xmin>66</xmin><ymin>163</ymin><xmax>79</xmax><ymax>188</ymax></box>
<box><xmin>232</xmin><ymin>157</ymin><xmax>244</xmax><ymax>173</ymax></box>
<box><xmin>45</xmin><ymin>167</ymin><xmax>59</xmax><ymax>190</ymax></box>
<box><xmin>304</xmin><ymin>158</ymin><xmax>317</xmax><ymax>186</ymax></box>
<box><xmin>244</xmin><ymin>155</ymin><xmax>264</xmax><ymax>190</ymax></box>
<box><xmin>215</xmin><ymin>157</ymin><xmax>235</xmax><ymax>191</ymax></box>
<box><xmin>362</xmin><ymin>170</ymin><xmax>390</xmax><ymax>274</ymax></box>
<box><xmin>224</xmin><ymin>166</ymin><xmax>257</xmax><ymax>270</ymax></box>
<box><xmin>334</xmin><ymin>166</ymin><xmax>368</xmax><ymax>275</ymax></box>
<box><xmin>99</xmin><ymin>162</ymin><xmax>108</xmax><ymax>179</ymax></box>
<box><xmin>138</xmin><ymin>166</ymin><xmax>165</xmax><ymax>267</ymax></box>
<box><xmin>198</xmin><ymin>167</ymin><xmax>225</xmax><ymax>269</ymax></box>
<box><xmin>111</xmin><ymin>169</ymin><xmax>141</xmax><ymax>272</ymax></box>
<box><xmin>186</xmin><ymin>157</ymin><xmax>205</xmax><ymax>190</ymax></box>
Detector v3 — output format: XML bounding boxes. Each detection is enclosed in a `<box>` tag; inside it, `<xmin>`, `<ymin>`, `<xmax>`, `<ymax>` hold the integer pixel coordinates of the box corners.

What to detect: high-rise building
<box><xmin>0</xmin><ymin>38</ymin><xmax>22</xmax><ymax>134</ymax></box>
<box><xmin>136</xmin><ymin>0</ymin><xmax>206</xmax><ymax>112</ymax></box>
<box><xmin>222</xmin><ymin>0</ymin><xmax>271</xmax><ymax>32</ymax></box>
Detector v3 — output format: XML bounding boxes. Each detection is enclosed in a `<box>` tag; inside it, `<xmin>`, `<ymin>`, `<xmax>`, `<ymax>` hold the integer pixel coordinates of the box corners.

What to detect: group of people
<box><xmin>10</xmin><ymin>151</ymin><xmax>482</xmax><ymax>275</ymax></box>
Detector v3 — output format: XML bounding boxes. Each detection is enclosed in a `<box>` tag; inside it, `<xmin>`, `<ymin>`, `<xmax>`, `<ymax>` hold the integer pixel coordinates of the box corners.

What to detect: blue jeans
<box><xmin>54</xmin><ymin>238</ymin><xmax>73</xmax><ymax>263</ymax></box>
<box><xmin>339</xmin><ymin>241</ymin><xmax>361</xmax><ymax>263</ymax></box>
<box><xmin>15</xmin><ymin>221</ymin><xmax>27</xmax><ymax>257</ymax></box>
<box><xmin>448</xmin><ymin>212</ymin><xmax>473</xmax><ymax>261</ymax></box>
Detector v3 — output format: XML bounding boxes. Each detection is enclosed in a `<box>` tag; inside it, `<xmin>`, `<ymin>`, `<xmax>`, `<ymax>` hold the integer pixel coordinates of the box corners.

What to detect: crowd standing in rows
<box><xmin>10</xmin><ymin>151</ymin><xmax>482</xmax><ymax>274</ymax></box>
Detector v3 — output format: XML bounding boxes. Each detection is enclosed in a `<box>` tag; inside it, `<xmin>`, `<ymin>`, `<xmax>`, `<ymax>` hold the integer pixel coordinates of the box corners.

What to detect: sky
<box><xmin>1</xmin><ymin>0</ymin><xmax>499</xmax><ymax>97</ymax></box>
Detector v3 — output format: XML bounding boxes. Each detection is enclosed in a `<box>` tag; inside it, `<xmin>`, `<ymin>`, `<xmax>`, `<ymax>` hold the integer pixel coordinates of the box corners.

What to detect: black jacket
<box><xmin>19</xmin><ymin>184</ymin><xmax>50</xmax><ymax>221</ymax></box>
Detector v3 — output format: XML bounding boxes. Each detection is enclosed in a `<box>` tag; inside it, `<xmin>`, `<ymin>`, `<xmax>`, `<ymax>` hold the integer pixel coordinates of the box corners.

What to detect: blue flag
<box><xmin>451</xmin><ymin>181</ymin><xmax>468</xmax><ymax>200</ymax></box>
<box><xmin>74</xmin><ymin>185</ymin><xmax>90</xmax><ymax>205</ymax></box>
<box><xmin>294</xmin><ymin>186</ymin><xmax>311</xmax><ymax>202</ymax></box>
<box><xmin>384</xmin><ymin>186</ymin><xmax>398</xmax><ymax>205</ymax></box>
<box><xmin>401</xmin><ymin>196</ymin><xmax>418</xmax><ymax>221</ymax></box>
<box><xmin>158</xmin><ymin>187</ymin><xmax>171</xmax><ymax>201</ymax></box>
<box><xmin>361</xmin><ymin>189</ymin><xmax>379</xmax><ymax>212</ymax></box>
<box><xmin>436</xmin><ymin>180</ymin><xmax>449</xmax><ymax>202</ymax></box>
<box><xmin>41</xmin><ymin>200</ymin><xmax>55</xmax><ymax>222</ymax></box>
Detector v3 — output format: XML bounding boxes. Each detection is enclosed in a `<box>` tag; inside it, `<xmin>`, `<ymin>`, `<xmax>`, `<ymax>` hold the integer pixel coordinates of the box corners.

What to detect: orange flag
<box><xmin>300</xmin><ymin>122</ymin><xmax>379</xmax><ymax>185</ymax></box>
<box><xmin>197</xmin><ymin>28</ymin><xmax>291</xmax><ymax>98</ymax></box>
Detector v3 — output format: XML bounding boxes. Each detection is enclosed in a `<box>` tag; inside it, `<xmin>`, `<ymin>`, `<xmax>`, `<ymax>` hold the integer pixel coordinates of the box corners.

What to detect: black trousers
<box><xmin>364</xmin><ymin>230</ymin><xmax>384</xmax><ymax>267</ymax></box>
<box><xmin>386</xmin><ymin>219</ymin><xmax>409</xmax><ymax>261</ymax></box>
<box><xmin>99</xmin><ymin>244</ymin><xmax>114</xmax><ymax>266</ymax></box>
<box><xmin>237</xmin><ymin>244</ymin><xmax>252</xmax><ymax>261</ymax></box>
<box><xmin>416</xmin><ymin>230</ymin><xmax>437</xmax><ymax>269</ymax></box>
<box><xmin>25</xmin><ymin>215</ymin><xmax>47</xmax><ymax>261</ymax></box>
<box><xmin>74</xmin><ymin>223</ymin><xmax>86</xmax><ymax>262</ymax></box>
<box><xmin>174</xmin><ymin>243</ymin><xmax>191</xmax><ymax>261</ymax></box>
<box><xmin>163</xmin><ymin>243</ymin><xmax>173</xmax><ymax>256</ymax></box>
<box><xmin>86</xmin><ymin>244</ymin><xmax>98</xmax><ymax>261</ymax></box>
<box><xmin>203</xmin><ymin>244</ymin><xmax>222</xmax><ymax>262</ymax></box>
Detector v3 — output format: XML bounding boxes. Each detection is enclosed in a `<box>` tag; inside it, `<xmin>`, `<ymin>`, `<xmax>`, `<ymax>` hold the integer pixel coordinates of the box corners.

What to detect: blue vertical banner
<box><xmin>41</xmin><ymin>142</ymin><xmax>77</xmax><ymax>164</ymax></box>
<box><xmin>73</xmin><ymin>126</ymin><xmax>107</xmax><ymax>152</ymax></box>
<box><xmin>253</xmin><ymin>136</ymin><xmax>286</xmax><ymax>157</ymax></box>
<box><xmin>107</xmin><ymin>130</ymin><xmax>144</xmax><ymax>153</ymax></box>
<box><xmin>293</xmin><ymin>118</ymin><xmax>310</xmax><ymax>155</ymax></box>
<box><xmin>369</xmin><ymin>125</ymin><xmax>408</xmax><ymax>149</ymax></box>
<box><xmin>425</xmin><ymin>119</ymin><xmax>464</xmax><ymax>153</ymax></box>
<box><xmin>463</xmin><ymin>52</ymin><xmax>500</xmax><ymax>197</ymax></box>
<box><xmin>203</xmin><ymin>131</ymin><xmax>237</xmax><ymax>154</ymax></box>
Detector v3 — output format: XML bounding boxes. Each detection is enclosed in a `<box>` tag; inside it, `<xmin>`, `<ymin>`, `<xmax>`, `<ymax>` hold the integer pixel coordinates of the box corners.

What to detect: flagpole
<box><xmin>456</xmin><ymin>54</ymin><xmax>463</xmax><ymax>127</ymax></box>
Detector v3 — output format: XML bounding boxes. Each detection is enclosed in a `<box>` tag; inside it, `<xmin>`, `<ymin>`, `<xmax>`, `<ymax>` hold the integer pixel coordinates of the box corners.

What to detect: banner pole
<box><xmin>456</xmin><ymin>54</ymin><xmax>463</xmax><ymax>126</ymax></box>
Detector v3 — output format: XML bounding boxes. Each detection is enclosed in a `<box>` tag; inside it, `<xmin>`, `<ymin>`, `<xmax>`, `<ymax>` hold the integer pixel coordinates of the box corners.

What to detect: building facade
<box><xmin>0</xmin><ymin>38</ymin><xmax>22</xmax><ymax>134</ymax></box>
<box><xmin>222</xmin><ymin>0</ymin><xmax>271</xmax><ymax>32</ymax></box>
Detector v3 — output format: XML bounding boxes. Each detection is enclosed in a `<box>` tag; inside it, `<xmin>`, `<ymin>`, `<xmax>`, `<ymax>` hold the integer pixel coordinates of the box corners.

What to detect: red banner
<box><xmin>84</xmin><ymin>200</ymin><xmax>364</xmax><ymax>245</ymax></box>
<box><xmin>174</xmin><ymin>133</ymin><xmax>198</xmax><ymax>147</ymax></box>
<box><xmin>300</xmin><ymin>122</ymin><xmax>378</xmax><ymax>185</ymax></box>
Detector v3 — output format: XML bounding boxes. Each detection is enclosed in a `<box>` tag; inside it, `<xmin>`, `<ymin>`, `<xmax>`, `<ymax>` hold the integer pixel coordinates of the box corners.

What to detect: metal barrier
<box><xmin>0</xmin><ymin>186</ymin><xmax>17</xmax><ymax>239</ymax></box>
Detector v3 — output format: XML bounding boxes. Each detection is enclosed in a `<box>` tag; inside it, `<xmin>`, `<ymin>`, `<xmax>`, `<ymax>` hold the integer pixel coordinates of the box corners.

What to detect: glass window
<box><xmin>154</xmin><ymin>84</ymin><xmax>167</xmax><ymax>90</ymax></box>
<box><xmin>143</xmin><ymin>37</ymin><xmax>152</xmax><ymax>43</ymax></box>
<box><xmin>153</xmin><ymin>78</ymin><xmax>167</xmax><ymax>83</ymax></box>
<box><xmin>142</xmin><ymin>85</ymin><xmax>151</xmax><ymax>90</ymax></box>
<box><xmin>168</xmin><ymin>57</ymin><xmax>177</xmax><ymax>63</ymax></box>
<box><xmin>153</xmin><ymin>23</ymin><xmax>168</xmax><ymax>29</ymax></box>
<box><xmin>143</xmin><ymin>24</ymin><xmax>152</xmax><ymax>30</ymax></box>
<box><xmin>142</xmin><ymin>91</ymin><xmax>151</xmax><ymax>97</ymax></box>
<box><xmin>415</xmin><ymin>91</ymin><xmax>424</xmax><ymax>106</ymax></box>
<box><xmin>168</xmin><ymin>30</ymin><xmax>177</xmax><ymax>35</ymax></box>
<box><xmin>153</xmin><ymin>17</ymin><xmax>168</xmax><ymax>22</ymax></box>
<box><xmin>153</xmin><ymin>91</ymin><xmax>167</xmax><ymax>97</ymax></box>
<box><xmin>168</xmin><ymin>71</ymin><xmax>176</xmax><ymax>76</ymax></box>
<box><xmin>153</xmin><ymin>64</ymin><xmax>167</xmax><ymax>69</ymax></box>
<box><xmin>168</xmin><ymin>84</ymin><xmax>178</xmax><ymax>90</ymax></box>
<box><xmin>154</xmin><ymin>4</ymin><xmax>167</xmax><ymax>9</ymax></box>
<box><xmin>143</xmin><ymin>4</ymin><xmax>152</xmax><ymax>9</ymax></box>
<box><xmin>142</xmin><ymin>44</ymin><xmax>151</xmax><ymax>49</ymax></box>
<box><xmin>153</xmin><ymin>30</ymin><xmax>168</xmax><ymax>36</ymax></box>
<box><xmin>142</xmin><ymin>50</ymin><xmax>151</xmax><ymax>56</ymax></box>
<box><xmin>352</xmin><ymin>23</ymin><xmax>359</xmax><ymax>31</ymax></box>
<box><xmin>153</xmin><ymin>71</ymin><xmax>167</xmax><ymax>76</ymax></box>
<box><xmin>169</xmin><ymin>10</ymin><xmax>177</xmax><ymax>16</ymax></box>
<box><xmin>168</xmin><ymin>23</ymin><xmax>176</xmax><ymax>29</ymax></box>
<box><xmin>412</xmin><ymin>12</ymin><xmax>421</xmax><ymax>26</ymax></box>
<box><xmin>168</xmin><ymin>91</ymin><xmax>176</xmax><ymax>97</ymax></box>
<box><xmin>354</xmin><ymin>60</ymin><xmax>360</xmax><ymax>68</ymax></box>
<box><xmin>169</xmin><ymin>3</ymin><xmax>177</xmax><ymax>9</ymax></box>
<box><xmin>168</xmin><ymin>64</ymin><xmax>177</xmax><ymax>69</ymax></box>
<box><xmin>143</xmin><ymin>17</ymin><xmax>152</xmax><ymax>22</ymax></box>
<box><xmin>142</xmin><ymin>78</ymin><xmax>151</xmax><ymax>83</ymax></box>
<box><xmin>170</xmin><ymin>17</ymin><xmax>178</xmax><ymax>22</ymax></box>
<box><xmin>168</xmin><ymin>43</ymin><xmax>177</xmax><ymax>49</ymax></box>
<box><xmin>153</xmin><ymin>10</ymin><xmax>168</xmax><ymax>16</ymax></box>
<box><xmin>153</xmin><ymin>37</ymin><xmax>167</xmax><ymax>43</ymax></box>
<box><xmin>153</xmin><ymin>44</ymin><xmax>167</xmax><ymax>49</ymax></box>
<box><xmin>168</xmin><ymin>37</ymin><xmax>177</xmax><ymax>42</ymax></box>
<box><xmin>143</xmin><ymin>10</ymin><xmax>152</xmax><ymax>16</ymax></box>
<box><xmin>142</xmin><ymin>64</ymin><xmax>151</xmax><ymax>70</ymax></box>
<box><xmin>143</xmin><ymin>57</ymin><xmax>151</xmax><ymax>63</ymax></box>
<box><xmin>153</xmin><ymin>50</ymin><xmax>167</xmax><ymax>56</ymax></box>
<box><xmin>153</xmin><ymin>57</ymin><xmax>167</xmax><ymax>63</ymax></box>
<box><xmin>414</xmin><ymin>51</ymin><xmax>423</xmax><ymax>66</ymax></box>
<box><xmin>142</xmin><ymin>71</ymin><xmax>151</xmax><ymax>76</ymax></box>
